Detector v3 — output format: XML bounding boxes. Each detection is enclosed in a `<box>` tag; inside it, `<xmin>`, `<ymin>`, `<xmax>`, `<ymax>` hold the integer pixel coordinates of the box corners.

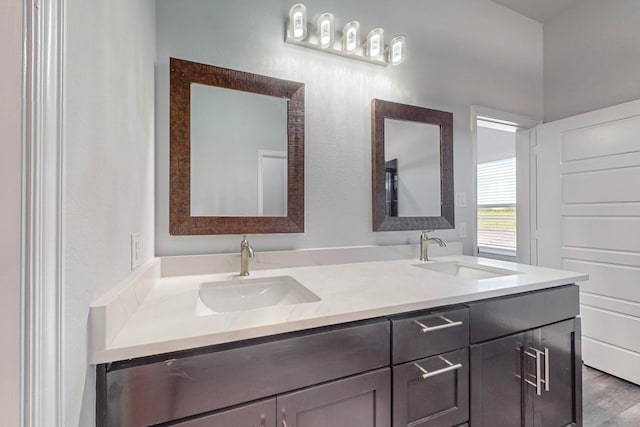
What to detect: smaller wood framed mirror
<box><xmin>170</xmin><ymin>57</ymin><xmax>305</xmax><ymax>235</ymax></box>
<box><xmin>371</xmin><ymin>99</ymin><xmax>454</xmax><ymax>231</ymax></box>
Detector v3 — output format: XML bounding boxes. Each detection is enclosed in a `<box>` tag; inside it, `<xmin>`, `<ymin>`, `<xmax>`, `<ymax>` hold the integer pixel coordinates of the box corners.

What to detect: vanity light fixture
<box><xmin>285</xmin><ymin>3</ymin><xmax>406</xmax><ymax>67</ymax></box>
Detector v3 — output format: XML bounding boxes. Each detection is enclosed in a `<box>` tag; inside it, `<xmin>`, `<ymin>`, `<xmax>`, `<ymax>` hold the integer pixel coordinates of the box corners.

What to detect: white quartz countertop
<box><xmin>91</xmin><ymin>255</ymin><xmax>587</xmax><ymax>364</ymax></box>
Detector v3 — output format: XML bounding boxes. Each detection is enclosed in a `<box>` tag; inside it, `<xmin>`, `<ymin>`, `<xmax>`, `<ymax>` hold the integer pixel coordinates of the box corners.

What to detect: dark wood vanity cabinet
<box><xmin>97</xmin><ymin>319</ymin><xmax>391</xmax><ymax>427</ymax></box>
<box><xmin>168</xmin><ymin>369</ymin><xmax>391</xmax><ymax>427</ymax></box>
<box><xmin>469</xmin><ymin>286</ymin><xmax>582</xmax><ymax>427</ymax></box>
<box><xmin>97</xmin><ymin>285</ymin><xmax>581</xmax><ymax>427</ymax></box>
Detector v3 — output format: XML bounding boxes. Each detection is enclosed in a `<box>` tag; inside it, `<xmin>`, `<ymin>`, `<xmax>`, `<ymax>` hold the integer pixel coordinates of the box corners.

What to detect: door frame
<box><xmin>470</xmin><ymin>106</ymin><xmax>540</xmax><ymax>262</ymax></box>
<box><xmin>22</xmin><ymin>0</ymin><xmax>66</xmax><ymax>426</ymax></box>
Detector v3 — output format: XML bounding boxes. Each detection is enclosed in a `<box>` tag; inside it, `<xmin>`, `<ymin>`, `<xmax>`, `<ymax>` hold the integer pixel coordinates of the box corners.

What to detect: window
<box><xmin>477</xmin><ymin>158</ymin><xmax>516</xmax><ymax>255</ymax></box>
<box><xmin>476</xmin><ymin>115</ymin><xmax>518</xmax><ymax>258</ymax></box>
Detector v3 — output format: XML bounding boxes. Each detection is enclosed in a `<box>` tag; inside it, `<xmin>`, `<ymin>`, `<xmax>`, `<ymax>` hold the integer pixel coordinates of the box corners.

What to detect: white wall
<box><xmin>156</xmin><ymin>0</ymin><xmax>543</xmax><ymax>256</ymax></box>
<box><xmin>0</xmin><ymin>0</ymin><xmax>23</xmax><ymax>425</ymax></box>
<box><xmin>477</xmin><ymin>127</ymin><xmax>516</xmax><ymax>164</ymax></box>
<box><xmin>544</xmin><ymin>0</ymin><xmax>640</xmax><ymax>122</ymax></box>
<box><xmin>64</xmin><ymin>0</ymin><xmax>156</xmax><ymax>425</ymax></box>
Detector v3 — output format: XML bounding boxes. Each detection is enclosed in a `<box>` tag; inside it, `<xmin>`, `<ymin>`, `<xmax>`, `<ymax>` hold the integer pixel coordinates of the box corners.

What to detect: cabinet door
<box><xmin>393</xmin><ymin>348</ymin><xmax>469</xmax><ymax>427</ymax></box>
<box><xmin>470</xmin><ymin>332</ymin><xmax>529</xmax><ymax>427</ymax></box>
<box><xmin>532</xmin><ymin>318</ymin><xmax>582</xmax><ymax>427</ymax></box>
<box><xmin>277</xmin><ymin>368</ymin><xmax>391</xmax><ymax>427</ymax></box>
<box><xmin>168</xmin><ymin>398</ymin><xmax>276</xmax><ymax>427</ymax></box>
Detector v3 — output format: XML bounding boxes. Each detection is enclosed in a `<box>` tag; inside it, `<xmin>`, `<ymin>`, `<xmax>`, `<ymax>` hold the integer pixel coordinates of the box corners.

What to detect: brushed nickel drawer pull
<box><xmin>414</xmin><ymin>356</ymin><xmax>462</xmax><ymax>379</ymax></box>
<box><xmin>413</xmin><ymin>315</ymin><xmax>463</xmax><ymax>333</ymax></box>
<box><xmin>544</xmin><ymin>347</ymin><xmax>550</xmax><ymax>392</ymax></box>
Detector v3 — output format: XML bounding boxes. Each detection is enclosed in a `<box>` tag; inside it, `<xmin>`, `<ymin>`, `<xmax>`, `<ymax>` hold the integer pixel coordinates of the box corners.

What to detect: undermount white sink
<box><xmin>414</xmin><ymin>261</ymin><xmax>519</xmax><ymax>280</ymax></box>
<box><xmin>197</xmin><ymin>275</ymin><xmax>320</xmax><ymax>314</ymax></box>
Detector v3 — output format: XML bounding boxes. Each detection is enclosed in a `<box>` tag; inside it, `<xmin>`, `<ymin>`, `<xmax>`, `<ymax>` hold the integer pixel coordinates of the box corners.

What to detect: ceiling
<box><xmin>492</xmin><ymin>0</ymin><xmax>584</xmax><ymax>23</ymax></box>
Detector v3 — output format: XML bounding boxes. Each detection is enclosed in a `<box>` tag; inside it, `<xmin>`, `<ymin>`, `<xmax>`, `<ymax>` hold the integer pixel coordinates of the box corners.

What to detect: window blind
<box><xmin>477</xmin><ymin>158</ymin><xmax>516</xmax><ymax>252</ymax></box>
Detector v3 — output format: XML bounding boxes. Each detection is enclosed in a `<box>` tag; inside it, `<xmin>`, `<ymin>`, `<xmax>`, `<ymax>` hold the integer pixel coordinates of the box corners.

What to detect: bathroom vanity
<box><xmin>92</xmin><ymin>253</ymin><xmax>585</xmax><ymax>427</ymax></box>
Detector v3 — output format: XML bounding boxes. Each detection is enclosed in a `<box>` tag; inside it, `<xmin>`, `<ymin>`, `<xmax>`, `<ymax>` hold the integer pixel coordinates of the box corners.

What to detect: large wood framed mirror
<box><xmin>170</xmin><ymin>57</ymin><xmax>305</xmax><ymax>235</ymax></box>
<box><xmin>371</xmin><ymin>99</ymin><xmax>454</xmax><ymax>231</ymax></box>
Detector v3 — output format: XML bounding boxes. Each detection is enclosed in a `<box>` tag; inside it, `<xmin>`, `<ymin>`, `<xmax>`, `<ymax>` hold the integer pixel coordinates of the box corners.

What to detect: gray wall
<box><xmin>544</xmin><ymin>0</ymin><xmax>640</xmax><ymax>122</ymax></box>
<box><xmin>64</xmin><ymin>0</ymin><xmax>156</xmax><ymax>425</ymax></box>
<box><xmin>156</xmin><ymin>0</ymin><xmax>543</xmax><ymax>256</ymax></box>
<box><xmin>0</xmin><ymin>0</ymin><xmax>22</xmax><ymax>424</ymax></box>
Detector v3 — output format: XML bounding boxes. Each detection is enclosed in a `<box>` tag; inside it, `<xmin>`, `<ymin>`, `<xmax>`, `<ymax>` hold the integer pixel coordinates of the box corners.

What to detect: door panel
<box><xmin>277</xmin><ymin>368</ymin><xmax>391</xmax><ymax>427</ymax></box>
<box><xmin>536</xmin><ymin>99</ymin><xmax>640</xmax><ymax>382</ymax></box>
<box><xmin>169</xmin><ymin>399</ymin><xmax>275</xmax><ymax>427</ymax></box>
<box><xmin>534</xmin><ymin>319</ymin><xmax>581</xmax><ymax>427</ymax></box>
<box><xmin>470</xmin><ymin>332</ymin><xmax>527</xmax><ymax>427</ymax></box>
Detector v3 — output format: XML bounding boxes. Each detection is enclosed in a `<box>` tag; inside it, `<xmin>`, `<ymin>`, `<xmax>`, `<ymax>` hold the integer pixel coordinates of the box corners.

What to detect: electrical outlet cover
<box><xmin>131</xmin><ymin>233</ymin><xmax>142</xmax><ymax>270</ymax></box>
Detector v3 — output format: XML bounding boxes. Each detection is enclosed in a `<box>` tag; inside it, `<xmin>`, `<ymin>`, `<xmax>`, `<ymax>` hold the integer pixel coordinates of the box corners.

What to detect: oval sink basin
<box><xmin>197</xmin><ymin>276</ymin><xmax>320</xmax><ymax>314</ymax></box>
<box><xmin>414</xmin><ymin>261</ymin><xmax>519</xmax><ymax>280</ymax></box>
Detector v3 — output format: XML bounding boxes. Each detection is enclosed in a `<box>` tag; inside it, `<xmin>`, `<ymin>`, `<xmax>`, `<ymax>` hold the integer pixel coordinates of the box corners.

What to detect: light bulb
<box><xmin>293</xmin><ymin>12</ymin><xmax>304</xmax><ymax>38</ymax></box>
<box><xmin>389</xmin><ymin>36</ymin><xmax>406</xmax><ymax>65</ymax></box>
<box><xmin>342</xmin><ymin>21</ymin><xmax>360</xmax><ymax>54</ymax></box>
<box><xmin>366</xmin><ymin>28</ymin><xmax>384</xmax><ymax>59</ymax></box>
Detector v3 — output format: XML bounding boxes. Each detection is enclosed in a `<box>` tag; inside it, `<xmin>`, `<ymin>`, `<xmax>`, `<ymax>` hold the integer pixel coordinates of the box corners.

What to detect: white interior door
<box><xmin>535</xmin><ymin>98</ymin><xmax>640</xmax><ymax>385</ymax></box>
<box><xmin>258</xmin><ymin>150</ymin><xmax>287</xmax><ymax>216</ymax></box>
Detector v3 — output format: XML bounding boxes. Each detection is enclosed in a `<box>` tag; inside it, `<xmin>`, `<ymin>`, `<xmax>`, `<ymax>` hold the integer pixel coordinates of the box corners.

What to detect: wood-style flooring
<box><xmin>583</xmin><ymin>365</ymin><xmax>640</xmax><ymax>426</ymax></box>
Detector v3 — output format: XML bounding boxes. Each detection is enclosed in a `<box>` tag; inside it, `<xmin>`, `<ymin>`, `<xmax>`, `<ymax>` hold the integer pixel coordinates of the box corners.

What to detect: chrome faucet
<box><xmin>420</xmin><ymin>230</ymin><xmax>447</xmax><ymax>262</ymax></box>
<box><xmin>240</xmin><ymin>235</ymin><xmax>255</xmax><ymax>276</ymax></box>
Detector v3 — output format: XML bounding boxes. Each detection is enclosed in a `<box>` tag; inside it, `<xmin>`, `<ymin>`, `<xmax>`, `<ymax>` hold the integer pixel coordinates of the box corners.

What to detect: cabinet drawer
<box><xmin>392</xmin><ymin>307</ymin><xmax>469</xmax><ymax>364</ymax></box>
<box><xmin>168</xmin><ymin>398</ymin><xmax>276</xmax><ymax>427</ymax></box>
<box><xmin>468</xmin><ymin>285</ymin><xmax>579</xmax><ymax>343</ymax></box>
<box><xmin>393</xmin><ymin>348</ymin><xmax>469</xmax><ymax>427</ymax></box>
<box><xmin>100</xmin><ymin>319</ymin><xmax>390</xmax><ymax>427</ymax></box>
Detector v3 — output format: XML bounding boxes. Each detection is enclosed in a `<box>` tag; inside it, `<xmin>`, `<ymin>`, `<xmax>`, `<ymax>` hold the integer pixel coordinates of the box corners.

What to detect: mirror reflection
<box><xmin>190</xmin><ymin>84</ymin><xmax>288</xmax><ymax>217</ymax></box>
<box><xmin>384</xmin><ymin>119</ymin><xmax>441</xmax><ymax>217</ymax></box>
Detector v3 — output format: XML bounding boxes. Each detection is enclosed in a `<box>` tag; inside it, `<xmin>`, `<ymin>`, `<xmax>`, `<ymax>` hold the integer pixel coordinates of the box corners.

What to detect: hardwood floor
<box><xmin>583</xmin><ymin>365</ymin><xmax>640</xmax><ymax>426</ymax></box>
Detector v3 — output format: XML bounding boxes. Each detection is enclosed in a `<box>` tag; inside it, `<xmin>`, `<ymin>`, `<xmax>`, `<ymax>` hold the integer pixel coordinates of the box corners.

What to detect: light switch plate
<box><xmin>131</xmin><ymin>233</ymin><xmax>142</xmax><ymax>271</ymax></box>
<box><xmin>459</xmin><ymin>222</ymin><xmax>467</xmax><ymax>239</ymax></box>
<box><xmin>455</xmin><ymin>192</ymin><xmax>467</xmax><ymax>208</ymax></box>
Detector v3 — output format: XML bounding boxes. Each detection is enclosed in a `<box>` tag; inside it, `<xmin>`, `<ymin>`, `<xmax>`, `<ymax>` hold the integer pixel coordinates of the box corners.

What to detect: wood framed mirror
<box><xmin>371</xmin><ymin>99</ymin><xmax>454</xmax><ymax>231</ymax></box>
<box><xmin>170</xmin><ymin>57</ymin><xmax>305</xmax><ymax>235</ymax></box>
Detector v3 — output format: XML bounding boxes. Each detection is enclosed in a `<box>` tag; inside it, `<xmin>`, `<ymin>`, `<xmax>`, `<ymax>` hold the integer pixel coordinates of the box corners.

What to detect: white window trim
<box><xmin>471</xmin><ymin>106</ymin><xmax>541</xmax><ymax>262</ymax></box>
